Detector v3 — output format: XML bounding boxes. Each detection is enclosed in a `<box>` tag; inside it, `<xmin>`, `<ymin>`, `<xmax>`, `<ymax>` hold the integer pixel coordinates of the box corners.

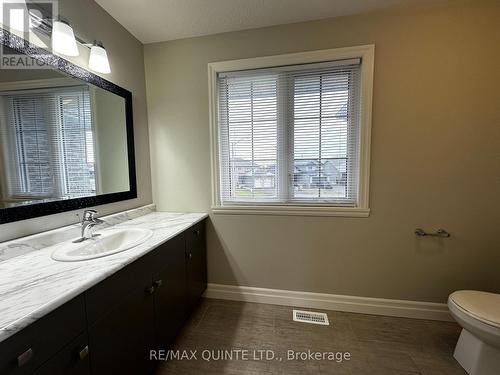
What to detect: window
<box><xmin>4</xmin><ymin>86</ymin><xmax>95</xmax><ymax>200</ymax></box>
<box><xmin>210</xmin><ymin>46</ymin><xmax>374</xmax><ymax>216</ymax></box>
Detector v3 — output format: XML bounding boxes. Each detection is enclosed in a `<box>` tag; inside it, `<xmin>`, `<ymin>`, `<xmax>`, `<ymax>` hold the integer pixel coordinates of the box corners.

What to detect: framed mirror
<box><xmin>0</xmin><ymin>29</ymin><xmax>136</xmax><ymax>224</ymax></box>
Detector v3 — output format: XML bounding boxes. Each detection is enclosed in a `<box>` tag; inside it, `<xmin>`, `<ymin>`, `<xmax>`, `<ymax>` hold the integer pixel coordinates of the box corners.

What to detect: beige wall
<box><xmin>0</xmin><ymin>0</ymin><xmax>152</xmax><ymax>242</ymax></box>
<box><xmin>145</xmin><ymin>0</ymin><xmax>500</xmax><ymax>303</ymax></box>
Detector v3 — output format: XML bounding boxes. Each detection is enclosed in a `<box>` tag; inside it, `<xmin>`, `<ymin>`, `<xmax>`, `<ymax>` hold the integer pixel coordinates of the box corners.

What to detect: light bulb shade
<box><xmin>89</xmin><ymin>44</ymin><xmax>111</xmax><ymax>74</ymax></box>
<box><xmin>52</xmin><ymin>20</ymin><xmax>79</xmax><ymax>56</ymax></box>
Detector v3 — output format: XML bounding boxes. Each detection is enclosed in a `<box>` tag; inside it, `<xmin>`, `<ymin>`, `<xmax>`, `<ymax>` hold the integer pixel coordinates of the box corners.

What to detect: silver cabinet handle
<box><xmin>145</xmin><ymin>286</ymin><xmax>155</xmax><ymax>294</ymax></box>
<box><xmin>194</xmin><ymin>229</ymin><xmax>200</xmax><ymax>236</ymax></box>
<box><xmin>153</xmin><ymin>279</ymin><xmax>162</xmax><ymax>288</ymax></box>
<box><xmin>79</xmin><ymin>345</ymin><xmax>89</xmax><ymax>360</ymax></box>
<box><xmin>17</xmin><ymin>348</ymin><xmax>33</xmax><ymax>367</ymax></box>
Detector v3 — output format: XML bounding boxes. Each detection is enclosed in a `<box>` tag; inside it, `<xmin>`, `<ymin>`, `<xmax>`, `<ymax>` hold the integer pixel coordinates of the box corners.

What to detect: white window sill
<box><xmin>211</xmin><ymin>205</ymin><xmax>370</xmax><ymax>217</ymax></box>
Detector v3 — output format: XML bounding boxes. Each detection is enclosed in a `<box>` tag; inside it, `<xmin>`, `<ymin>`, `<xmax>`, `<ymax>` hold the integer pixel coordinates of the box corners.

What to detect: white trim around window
<box><xmin>208</xmin><ymin>45</ymin><xmax>374</xmax><ymax>217</ymax></box>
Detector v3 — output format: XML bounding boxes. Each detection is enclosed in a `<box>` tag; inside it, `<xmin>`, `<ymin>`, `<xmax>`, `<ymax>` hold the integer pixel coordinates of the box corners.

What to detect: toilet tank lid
<box><xmin>449</xmin><ymin>290</ymin><xmax>500</xmax><ymax>328</ymax></box>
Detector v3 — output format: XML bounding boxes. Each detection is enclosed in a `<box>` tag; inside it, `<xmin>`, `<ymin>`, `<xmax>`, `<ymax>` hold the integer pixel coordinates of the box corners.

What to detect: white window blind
<box><xmin>217</xmin><ymin>59</ymin><xmax>361</xmax><ymax>206</ymax></box>
<box><xmin>2</xmin><ymin>86</ymin><xmax>95</xmax><ymax>200</ymax></box>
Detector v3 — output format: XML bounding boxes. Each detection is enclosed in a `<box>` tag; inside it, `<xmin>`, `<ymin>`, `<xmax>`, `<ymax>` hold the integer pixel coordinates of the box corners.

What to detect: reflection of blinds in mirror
<box><xmin>3</xmin><ymin>86</ymin><xmax>95</xmax><ymax>200</ymax></box>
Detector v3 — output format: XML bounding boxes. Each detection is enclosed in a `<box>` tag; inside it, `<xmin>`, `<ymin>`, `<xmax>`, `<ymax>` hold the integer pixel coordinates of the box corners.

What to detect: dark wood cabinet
<box><xmin>151</xmin><ymin>220</ymin><xmax>207</xmax><ymax>350</ymax></box>
<box><xmin>86</xmin><ymin>254</ymin><xmax>156</xmax><ymax>375</ymax></box>
<box><xmin>151</xmin><ymin>233</ymin><xmax>188</xmax><ymax>349</ymax></box>
<box><xmin>185</xmin><ymin>221</ymin><xmax>208</xmax><ymax>311</ymax></box>
<box><xmin>0</xmin><ymin>219</ymin><xmax>206</xmax><ymax>375</ymax></box>
<box><xmin>0</xmin><ymin>296</ymin><xmax>86</xmax><ymax>375</ymax></box>
<box><xmin>87</xmin><ymin>291</ymin><xmax>155</xmax><ymax>375</ymax></box>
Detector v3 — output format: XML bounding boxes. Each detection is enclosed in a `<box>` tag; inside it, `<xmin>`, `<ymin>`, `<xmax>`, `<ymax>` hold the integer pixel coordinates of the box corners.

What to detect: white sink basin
<box><xmin>51</xmin><ymin>228</ymin><xmax>153</xmax><ymax>262</ymax></box>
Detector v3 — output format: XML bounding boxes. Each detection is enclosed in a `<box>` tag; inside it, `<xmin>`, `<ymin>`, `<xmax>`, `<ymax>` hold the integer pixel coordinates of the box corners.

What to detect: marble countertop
<box><xmin>0</xmin><ymin>211</ymin><xmax>208</xmax><ymax>343</ymax></box>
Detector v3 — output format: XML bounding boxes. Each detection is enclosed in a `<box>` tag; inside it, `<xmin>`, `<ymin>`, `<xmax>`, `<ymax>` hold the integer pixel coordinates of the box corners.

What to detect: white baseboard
<box><xmin>204</xmin><ymin>283</ymin><xmax>453</xmax><ymax>322</ymax></box>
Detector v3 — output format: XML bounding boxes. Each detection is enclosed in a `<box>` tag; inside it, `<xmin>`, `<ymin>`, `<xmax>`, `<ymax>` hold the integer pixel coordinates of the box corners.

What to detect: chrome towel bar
<box><xmin>415</xmin><ymin>228</ymin><xmax>450</xmax><ymax>238</ymax></box>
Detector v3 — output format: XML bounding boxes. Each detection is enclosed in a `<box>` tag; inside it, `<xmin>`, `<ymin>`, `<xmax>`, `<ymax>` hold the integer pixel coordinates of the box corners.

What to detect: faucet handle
<box><xmin>82</xmin><ymin>209</ymin><xmax>98</xmax><ymax>221</ymax></box>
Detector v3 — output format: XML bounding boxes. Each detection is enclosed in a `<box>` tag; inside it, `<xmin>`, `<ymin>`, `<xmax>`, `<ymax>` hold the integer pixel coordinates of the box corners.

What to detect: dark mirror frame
<box><xmin>0</xmin><ymin>28</ymin><xmax>137</xmax><ymax>224</ymax></box>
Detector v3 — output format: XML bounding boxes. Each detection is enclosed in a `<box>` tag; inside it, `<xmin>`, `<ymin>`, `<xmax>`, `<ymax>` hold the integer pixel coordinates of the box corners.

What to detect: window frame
<box><xmin>209</xmin><ymin>45</ymin><xmax>374</xmax><ymax>217</ymax></box>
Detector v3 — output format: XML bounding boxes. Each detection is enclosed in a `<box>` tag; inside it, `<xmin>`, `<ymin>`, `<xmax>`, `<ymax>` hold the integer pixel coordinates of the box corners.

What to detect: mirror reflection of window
<box><xmin>0</xmin><ymin>64</ymin><xmax>130</xmax><ymax>212</ymax></box>
<box><xmin>0</xmin><ymin>85</ymin><xmax>97</xmax><ymax>204</ymax></box>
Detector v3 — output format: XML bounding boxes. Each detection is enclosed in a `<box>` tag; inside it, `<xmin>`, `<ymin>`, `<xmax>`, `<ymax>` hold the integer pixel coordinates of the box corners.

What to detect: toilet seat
<box><xmin>448</xmin><ymin>291</ymin><xmax>500</xmax><ymax>375</ymax></box>
<box><xmin>449</xmin><ymin>291</ymin><xmax>500</xmax><ymax>329</ymax></box>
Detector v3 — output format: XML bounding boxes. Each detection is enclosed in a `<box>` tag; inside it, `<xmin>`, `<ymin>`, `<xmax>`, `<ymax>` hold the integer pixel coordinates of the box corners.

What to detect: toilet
<box><xmin>448</xmin><ymin>291</ymin><xmax>500</xmax><ymax>375</ymax></box>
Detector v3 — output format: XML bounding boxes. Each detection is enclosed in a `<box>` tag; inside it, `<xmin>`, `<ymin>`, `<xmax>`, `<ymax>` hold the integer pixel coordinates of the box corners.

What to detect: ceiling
<box><xmin>95</xmin><ymin>0</ymin><xmax>453</xmax><ymax>44</ymax></box>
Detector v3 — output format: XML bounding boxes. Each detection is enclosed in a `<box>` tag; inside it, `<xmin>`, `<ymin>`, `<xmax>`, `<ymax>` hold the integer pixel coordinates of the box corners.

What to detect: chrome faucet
<box><xmin>73</xmin><ymin>209</ymin><xmax>104</xmax><ymax>243</ymax></box>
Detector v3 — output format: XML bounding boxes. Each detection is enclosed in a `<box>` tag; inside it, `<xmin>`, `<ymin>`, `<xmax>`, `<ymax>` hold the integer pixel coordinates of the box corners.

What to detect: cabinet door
<box><xmin>33</xmin><ymin>333</ymin><xmax>90</xmax><ymax>375</ymax></box>
<box><xmin>86</xmin><ymin>257</ymin><xmax>155</xmax><ymax>375</ymax></box>
<box><xmin>151</xmin><ymin>233</ymin><xmax>188</xmax><ymax>349</ymax></box>
<box><xmin>185</xmin><ymin>220</ymin><xmax>207</xmax><ymax>311</ymax></box>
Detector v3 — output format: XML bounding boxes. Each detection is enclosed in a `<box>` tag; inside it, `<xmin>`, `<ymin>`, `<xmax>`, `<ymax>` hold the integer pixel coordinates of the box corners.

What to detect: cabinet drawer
<box><xmin>0</xmin><ymin>296</ymin><xmax>86</xmax><ymax>375</ymax></box>
<box><xmin>33</xmin><ymin>333</ymin><xmax>89</xmax><ymax>375</ymax></box>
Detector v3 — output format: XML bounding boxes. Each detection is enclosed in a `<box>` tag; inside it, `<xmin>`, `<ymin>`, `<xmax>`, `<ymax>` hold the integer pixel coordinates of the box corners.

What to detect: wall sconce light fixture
<box><xmin>51</xmin><ymin>19</ymin><xmax>79</xmax><ymax>57</ymax></box>
<box><xmin>89</xmin><ymin>41</ymin><xmax>111</xmax><ymax>74</ymax></box>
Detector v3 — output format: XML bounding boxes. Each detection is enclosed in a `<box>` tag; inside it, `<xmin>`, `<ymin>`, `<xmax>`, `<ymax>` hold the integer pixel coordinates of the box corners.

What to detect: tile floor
<box><xmin>156</xmin><ymin>298</ymin><xmax>466</xmax><ymax>375</ymax></box>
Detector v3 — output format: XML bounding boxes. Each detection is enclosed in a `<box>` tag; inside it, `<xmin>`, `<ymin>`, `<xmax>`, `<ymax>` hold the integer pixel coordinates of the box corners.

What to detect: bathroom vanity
<box><xmin>0</xmin><ymin>26</ymin><xmax>202</xmax><ymax>373</ymax></box>
<box><xmin>0</xmin><ymin>17</ymin><xmax>206</xmax><ymax>375</ymax></box>
<box><xmin>0</xmin><ymin>212</ymin><xmax>207</xmax><ymax>375</ymax></box>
